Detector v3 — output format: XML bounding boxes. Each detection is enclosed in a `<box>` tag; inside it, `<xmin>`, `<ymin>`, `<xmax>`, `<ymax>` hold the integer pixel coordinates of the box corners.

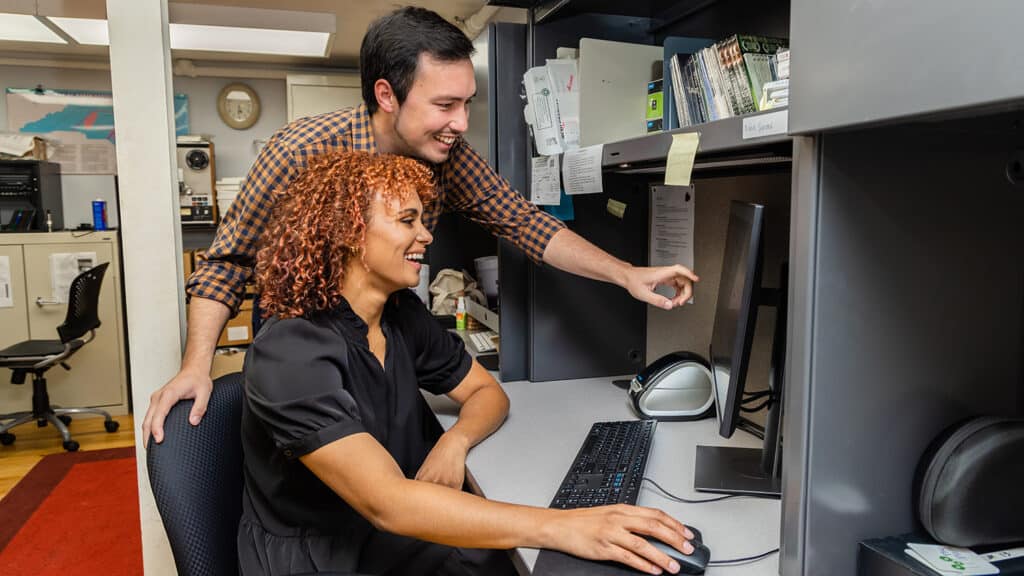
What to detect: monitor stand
<box><xmin>693</xmin><ymin>445</ymin><xmax>781</xmax><ymax>497</ymax></box>
<box><xmin>695</xmin><ymin>270</ymin><xmax>787</xmax><ymax>499</ymax></box>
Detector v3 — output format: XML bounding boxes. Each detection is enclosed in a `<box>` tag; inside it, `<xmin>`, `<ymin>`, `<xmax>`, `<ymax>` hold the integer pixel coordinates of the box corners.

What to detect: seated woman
<box><xmin>239</xmin><ymin>150</ymin><xmax>696</xmax><ymax>576</ymax></box>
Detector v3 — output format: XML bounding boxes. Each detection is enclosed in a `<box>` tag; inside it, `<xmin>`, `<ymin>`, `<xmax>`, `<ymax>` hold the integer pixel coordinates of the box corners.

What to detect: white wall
<box><xmin>171</xmin><ymin>75</ymin><xmax>286</xmax><ymax>178</ymax></box>
<box><xmin>0</xmin><ymin>63</ymin><xmax>286</xmax><ymax>228</ymax></box>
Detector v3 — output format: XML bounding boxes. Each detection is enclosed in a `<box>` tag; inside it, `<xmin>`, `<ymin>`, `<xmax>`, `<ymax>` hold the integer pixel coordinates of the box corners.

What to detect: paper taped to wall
<box><xmin>650</xmin><ymin>185</ymin><xmax>695</xmax><ymax>302</ymax></box>
<box><xmin>49</xmin><ymin>252</ymin><xmax>97</xmax><ymax>303</ymax></box>
<box><xmin>562</xmin><ymin>144</ymin><xmax>603</xmax><ymax>195</ymax></box>
<box><xmin>531</xmin><ymin>155</ymin><xmax>562</xmax><ymax>205</ymax></box>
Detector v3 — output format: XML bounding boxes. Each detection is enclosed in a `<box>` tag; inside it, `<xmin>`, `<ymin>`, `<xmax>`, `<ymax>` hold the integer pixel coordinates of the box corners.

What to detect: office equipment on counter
<box><xmin>176</xmin><ymin>139</ymin><xmax>217</xmax><ymax>225</ymax></box>
<box><xmin>914</xmin><ymin>416</ymin><xmax>1024</xmax><ymax>547</ymax></box>
<box><xmin>549</xmin><ymin>419</ymin><xmax>656</xmax><ymax>509</ymax></box>
<box><xmin>468</xmin><ymin>330</ymin><xmax>497</xmax><ymax>353</ymax></box>
<box><xmin>628</xmin><ymin>351</ymin><xmax>714</xmax><ymax>421</ymax></box>
<box><xmin>0</xmin><ymin>263</ymin><xmax>119</xmax><ymax>451</ymax></box>
<box><xmin>0</xmin><ymin>160</ymin><xmax>63</xmax><ymax>232</ymax></box>
<box><xmin>694</xmin><ymin>201</ymin><xmax>787</xmax><ymax>497</ymax></box>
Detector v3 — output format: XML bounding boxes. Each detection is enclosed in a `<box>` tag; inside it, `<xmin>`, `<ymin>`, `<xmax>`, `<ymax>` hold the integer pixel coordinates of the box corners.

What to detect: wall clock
<box><xmin>217</xmin><ymin>82</ymin><xmax>261</xmax><ymax>130</ymax></box>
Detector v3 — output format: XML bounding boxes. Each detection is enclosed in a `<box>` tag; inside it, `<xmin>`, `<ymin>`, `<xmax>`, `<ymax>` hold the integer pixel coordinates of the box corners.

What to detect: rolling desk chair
<box><xmin>0</xmin><ymin>262</ymin><xmax>119</xmax><ymax>452</ymax></box>
<box><xmin>147</xmin><ymin>372</ymin><xmax>367</xmax><ymax>576</ymax></box>
<box><xmin>147</xmin><ymin>371</ymin><xmax>245</xmax><ymax>576</ymax></box>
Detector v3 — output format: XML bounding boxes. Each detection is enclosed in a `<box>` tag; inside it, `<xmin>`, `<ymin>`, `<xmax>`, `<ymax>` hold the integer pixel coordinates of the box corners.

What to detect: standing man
<box><xmin>144</xmin><ymin>6</ymin><xmax>698</xmax><ymax>443</ymax></box>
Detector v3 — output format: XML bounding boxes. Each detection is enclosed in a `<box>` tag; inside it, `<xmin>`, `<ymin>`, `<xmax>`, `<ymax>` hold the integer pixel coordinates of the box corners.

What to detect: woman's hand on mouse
<box><xmin>544</xmin><ymin>504</ymin><xmax>694</xmax><ymax>575</ymax></box>
<box><xmin>414</xmin><ymin>431</ymin><xmax>469</xmax><ymax>489</ymax></box>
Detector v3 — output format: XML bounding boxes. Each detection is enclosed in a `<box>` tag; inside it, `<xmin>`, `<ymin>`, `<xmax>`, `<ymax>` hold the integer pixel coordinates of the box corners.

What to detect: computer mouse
<box><xmin>686</xmin><ymin>526</ymin><xmax>703</xmax><ymax>545</ymax></box>
<box><xmin>644</xmin><ymin>534</ymin><xmax>710</xmax><ymax>575</ymax></box>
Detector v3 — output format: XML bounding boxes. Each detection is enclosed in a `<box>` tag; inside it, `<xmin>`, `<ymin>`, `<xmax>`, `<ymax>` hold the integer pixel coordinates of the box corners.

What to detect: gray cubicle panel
<box><xmin>528</xmin><ymin>173</ymin><xmax>649</xmax><ymax>381</ymax></box>
<box><xmin>487</xmin><ymin>22</ymin><xmax>531</xmax><ymax>382</ymax></box>
<box><xmin>790</xmin><ymin>0</ymin><xmax>1024</xmax><ymax>134</ymax></box>
<box><xmin>782</xmin><ymin>111</ymin><xmax>1024</xmax><ymax>576</ymax></box>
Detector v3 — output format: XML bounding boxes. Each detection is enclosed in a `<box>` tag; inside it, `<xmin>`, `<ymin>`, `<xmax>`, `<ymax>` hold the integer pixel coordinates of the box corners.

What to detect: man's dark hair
<box><xmin>360</xmin><ymin>6</ymin><xmax>475</xmax><ymax>115</ymax></box>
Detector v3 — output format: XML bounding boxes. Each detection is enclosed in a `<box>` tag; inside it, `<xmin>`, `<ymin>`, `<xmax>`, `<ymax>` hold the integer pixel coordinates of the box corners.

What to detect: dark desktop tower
<box><xmin>0</xmin><ymin>160</ymin><xmax>64</xmax><ymax>232</ymax></box>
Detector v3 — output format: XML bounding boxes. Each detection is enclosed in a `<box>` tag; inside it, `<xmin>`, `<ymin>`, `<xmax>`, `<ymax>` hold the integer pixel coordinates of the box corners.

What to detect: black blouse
<box><xmin>237</xmin><ymin>289</ymin><xmax>472</xmax><ymax>574</ymax></box>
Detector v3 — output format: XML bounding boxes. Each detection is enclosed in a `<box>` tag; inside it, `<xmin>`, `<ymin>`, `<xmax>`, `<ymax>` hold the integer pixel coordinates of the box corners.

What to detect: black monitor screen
<box><xmin>710</xmin><ymin>202</ymin><xmax>764</xmax><ymax>438</ymax></box>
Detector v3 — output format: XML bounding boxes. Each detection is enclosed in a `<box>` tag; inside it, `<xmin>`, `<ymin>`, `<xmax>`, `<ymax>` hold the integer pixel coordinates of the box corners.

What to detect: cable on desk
<box><xmin>742</xmin><ymin>390</ymin><xmax>770</xmax><ymax>401</ymax></box>
<box><xmin>707</xmin><ymin>547</ymin><xmax>779</xmax><ymax>566</ymax></box>
<box><xmin>642</xmin><ymin>477</ymin><xmax>737</xmax><ymax>503</ymax></box>
<box><xmin>740</xmin><ymin>398</ymin><xmax>770</xmax><ymax>413</ymax></box>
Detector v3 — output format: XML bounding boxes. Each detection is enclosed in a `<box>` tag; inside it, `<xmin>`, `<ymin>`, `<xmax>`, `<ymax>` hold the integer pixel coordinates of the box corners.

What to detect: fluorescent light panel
<box><xmin>47</xmin><ymin>17</ymin><xmax>108</xmax><ymax>45</ymax></box>
<box><xmin>42</xmin><ymin>16</ymin><xmax>330</xmax><ymax>57</ymax></box>
<box><xmin>0</xmin><ymin>14</ymin><xmax>67</xmax><ymax>44</ymax></box>
<box><xmin>170</xmin><ymin>23</ymin><xmax>329</xmax><ymax>57</ymax></box>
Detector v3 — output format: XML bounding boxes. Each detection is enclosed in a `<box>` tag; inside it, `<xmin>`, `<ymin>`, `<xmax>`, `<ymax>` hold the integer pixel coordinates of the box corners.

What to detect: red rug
<box><xmin>0</xmin><ymin>447</ymin><xmax>143</xmax><ymax>575</ymax></box>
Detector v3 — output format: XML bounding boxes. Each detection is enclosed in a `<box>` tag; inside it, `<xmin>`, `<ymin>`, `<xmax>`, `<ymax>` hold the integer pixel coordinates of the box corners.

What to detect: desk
<box><xmin>426</xmin><ymin>375</ymin><xmax>781</xmax><ymax>575</ymax></box>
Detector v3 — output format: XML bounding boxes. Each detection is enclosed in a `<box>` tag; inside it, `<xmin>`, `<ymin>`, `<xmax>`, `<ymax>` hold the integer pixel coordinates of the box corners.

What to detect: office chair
<box><xmin>147</xmin><ymin>371</ymin><xmax>245</xmax><ymax>576</ymax></box>
<box><xmin>147</xmin><ymin>371</ymin><xmax>376</xmax><ymax>576</ymax></box>
<box><xmin>0</xmin><ymin>262</ymin><xmax>119</xmax><ymax>452</ymax></box>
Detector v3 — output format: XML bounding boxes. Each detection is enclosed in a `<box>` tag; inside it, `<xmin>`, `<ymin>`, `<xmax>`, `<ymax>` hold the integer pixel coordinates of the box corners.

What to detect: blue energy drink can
<box><xmin>92</xmin><ymin>199</ymin><xmax>108</xmax><ymax>231</ymax></box>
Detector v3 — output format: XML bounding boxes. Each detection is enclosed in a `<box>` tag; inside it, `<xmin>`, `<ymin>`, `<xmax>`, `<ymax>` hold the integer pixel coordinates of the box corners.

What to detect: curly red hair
<box><xmin>255</xmin><ymin>150</ymin><xmax>436</xmax><ymax>318</ymax></box>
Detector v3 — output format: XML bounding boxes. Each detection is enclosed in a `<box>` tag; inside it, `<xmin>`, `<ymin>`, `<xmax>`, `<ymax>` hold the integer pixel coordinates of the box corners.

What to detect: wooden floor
<box><xmin>0</xmin><ymin>414</ymin><xmax>135</xmax><ymax>501</ymax></box>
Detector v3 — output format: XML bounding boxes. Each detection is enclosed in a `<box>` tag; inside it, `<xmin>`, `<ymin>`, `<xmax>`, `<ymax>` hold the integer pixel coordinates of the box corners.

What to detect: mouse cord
<box><xmin>642</xmin><ymin>477</ymin><xmax>780</xmax><ymax>567</ymax></box>
<box><xmin>642</xmin><ymin>477</ymin><xmax>737</xmax><ymax>503</ymax></box>
<box><xmin>707</xmin><ymin>548</ymin><xmax>780</xmax><ymax>566</ymax></box>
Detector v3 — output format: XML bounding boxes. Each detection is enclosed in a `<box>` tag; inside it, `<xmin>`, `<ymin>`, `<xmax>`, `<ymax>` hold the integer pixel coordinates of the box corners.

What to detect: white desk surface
<box><xmin>425</xmin><ymin>374</ymin><xmax>781</xmax><ymax>575</ymax></box>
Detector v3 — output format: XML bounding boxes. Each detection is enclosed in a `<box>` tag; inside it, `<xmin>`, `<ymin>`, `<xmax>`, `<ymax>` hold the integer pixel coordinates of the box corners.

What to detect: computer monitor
<box><xmin>694</xmin><ymin>201</ymin><xmax>787</xmax><ymax>497</ymax></box>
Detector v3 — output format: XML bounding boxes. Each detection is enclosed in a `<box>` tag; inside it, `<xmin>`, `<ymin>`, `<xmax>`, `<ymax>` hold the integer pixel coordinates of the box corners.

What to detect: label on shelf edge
<box><xmin>742</xmin><ymin>110</ymin><xmax>789</xmax><ymax>140</ymax></box>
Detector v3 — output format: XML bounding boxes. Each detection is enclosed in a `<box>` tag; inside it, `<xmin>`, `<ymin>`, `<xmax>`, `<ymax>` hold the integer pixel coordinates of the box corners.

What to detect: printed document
<box><xmin>650</xmin><ymin>185</ymin><xmax>695</xmax><ymax>301</ymax></box>
<box><xmin>562</xmin><ymin>144</ymin><xmax>603</xmax><ymax>195</ymax></box>
<box><xmin>530</xmin><ymin>155</ymin><xmax>562</xmax><ymax>205</ymax></box>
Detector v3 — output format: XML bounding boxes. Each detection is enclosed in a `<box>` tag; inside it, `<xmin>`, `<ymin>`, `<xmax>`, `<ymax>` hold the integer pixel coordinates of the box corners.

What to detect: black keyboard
<box><xmin>549</xmin><ymin>420</ymin><xmax>657</xmax><ymax>509</ymax></box>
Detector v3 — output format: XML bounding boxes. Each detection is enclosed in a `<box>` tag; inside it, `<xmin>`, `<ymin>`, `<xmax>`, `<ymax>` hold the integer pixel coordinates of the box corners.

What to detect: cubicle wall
<box><xmin>784</xmin><ymin>112</ymin><xmax>1024</xmax><ymax>576</ymax></box>
<box><xmin>516</xmin><ymin>0</ymin><xmax>792</xmax><ymax>382</ymax></box>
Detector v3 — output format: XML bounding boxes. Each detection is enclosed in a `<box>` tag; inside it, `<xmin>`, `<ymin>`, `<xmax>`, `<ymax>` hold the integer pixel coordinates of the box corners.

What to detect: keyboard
<box><xmin>468</xmin><ymin>330</ymin><xmax>497</xmax><ymax>353</ymax></box>
<box><xmin>549</xmin><ymin>419</ymin><xmax>657</xmax><ymax>509</ymax></box>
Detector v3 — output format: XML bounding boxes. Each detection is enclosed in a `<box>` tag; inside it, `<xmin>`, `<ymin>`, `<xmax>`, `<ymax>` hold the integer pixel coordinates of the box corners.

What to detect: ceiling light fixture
<box><xmin>169</xmin><ymin>23</ymin><xmax>329</xmax><ymax>58</ymax></box>
<box><xmin>168</xmin><ymin>3</ymin><xmax>334</xmax><ymax>57</ymax></box>
<box><xmin>40</xmin><ymin>4</ymin><xmax>335</xmax><ymax>57</ymax></box>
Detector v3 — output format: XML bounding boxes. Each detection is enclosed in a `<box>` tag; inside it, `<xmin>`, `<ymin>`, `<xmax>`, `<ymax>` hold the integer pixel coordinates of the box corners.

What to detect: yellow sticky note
<box><xmin>606</xmin><ymin>198</ymin><xmax>627</xmax><ymax>219</ymax></box>
<box><xmin>665</xmin><ymin>132</ymin><xmax>700</xmax><ymax>186</ymax></box>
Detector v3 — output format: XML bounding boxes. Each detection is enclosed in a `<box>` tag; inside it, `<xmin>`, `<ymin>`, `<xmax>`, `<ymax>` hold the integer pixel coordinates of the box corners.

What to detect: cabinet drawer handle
<box><xmin>35</xmin><ymin>297</ymin><xmax>62</xmax><ymax>307</ymax></box>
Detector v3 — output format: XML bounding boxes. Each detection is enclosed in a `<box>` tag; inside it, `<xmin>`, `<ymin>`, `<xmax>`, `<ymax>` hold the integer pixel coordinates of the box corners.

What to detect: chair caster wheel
<box><xmin>0</xmin><ymin>432</ymin><xmax>14</xmax><ymax>446</ymax></box>
<box><xmin>104</xmin><ymin>420</ymin><xmax>119</xmax><ymax>433</ymax></box>
<box><xmin>37</xmin><ymin>419</ymin><xmax>47</xmax><ymax>427</ymax></box>
<box><xmin>58</xmin><ymin>415</ymin><xmax>72</xmax><ymax>426</ymax></box>
<box><xmin>63</xmin><ymin>440</ymin><xmax>79</xmax><ymax>452</ymax></box>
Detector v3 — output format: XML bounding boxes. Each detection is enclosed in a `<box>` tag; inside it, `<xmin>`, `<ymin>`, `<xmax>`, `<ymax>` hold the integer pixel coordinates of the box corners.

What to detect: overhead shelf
<box><xmin>602</xmin><ymin>107</ymin><xmax>792</xmax><ymax>171</ymax></box>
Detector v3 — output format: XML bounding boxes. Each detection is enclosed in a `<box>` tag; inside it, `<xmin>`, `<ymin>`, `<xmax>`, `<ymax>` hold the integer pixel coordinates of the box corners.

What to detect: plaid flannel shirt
<box><xmin>187</xmin><ymin>104</ymin><xmax>565</xmax><ymax>314</ymax></box>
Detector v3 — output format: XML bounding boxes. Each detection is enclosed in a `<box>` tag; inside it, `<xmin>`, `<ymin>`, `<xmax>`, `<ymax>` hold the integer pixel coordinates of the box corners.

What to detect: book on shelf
<box><xmin>646</xmin><ymin>78</ymin><xmax>664</xmax><ymax>133</ymax></box>
<box><xmin>668</xmin><ymin>33</ymin><xmax>790</xmax><ymax>127</ymax></box>
<box><xmin>661</xmin><ymin>36</ymin><xmax>714</xmax><ymax>130</ymax></box>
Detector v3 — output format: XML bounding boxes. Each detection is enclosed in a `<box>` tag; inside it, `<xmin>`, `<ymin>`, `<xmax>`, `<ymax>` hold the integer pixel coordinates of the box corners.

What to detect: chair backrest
<box><xmin>57</xmin><ymin>262</ymin><xmax>108</xmax><ymax>343</ymax></box>
<box><xmin>147</xmin><ymin>372</ymin><xmax>245</xmax><ymax>576</ymax></box>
